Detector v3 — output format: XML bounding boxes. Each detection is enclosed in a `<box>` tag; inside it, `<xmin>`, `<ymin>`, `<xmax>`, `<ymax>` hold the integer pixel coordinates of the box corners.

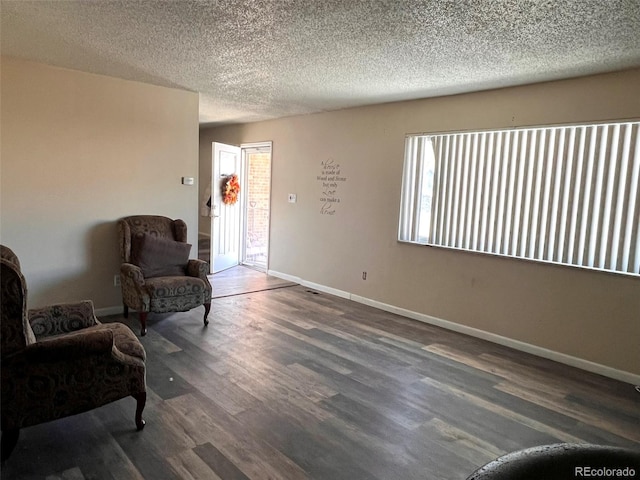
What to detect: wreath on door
<box><xmin>221</xmin><ymin>174</ymin><xmax>240</xmax><ymax>205</ymax></box>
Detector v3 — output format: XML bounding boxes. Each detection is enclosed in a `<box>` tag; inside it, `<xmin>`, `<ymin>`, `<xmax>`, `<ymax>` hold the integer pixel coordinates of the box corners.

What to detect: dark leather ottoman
<box><xmin>467</xmin><ymin>443</ymin><xmax>640</xmax><ymax>480</ymax></box>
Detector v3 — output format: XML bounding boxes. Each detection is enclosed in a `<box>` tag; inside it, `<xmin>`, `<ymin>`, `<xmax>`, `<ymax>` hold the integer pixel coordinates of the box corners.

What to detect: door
<box><xmin>211</xmin><ymin>142</ymin><xmax>242</xmax><ymax>273</ymax></box>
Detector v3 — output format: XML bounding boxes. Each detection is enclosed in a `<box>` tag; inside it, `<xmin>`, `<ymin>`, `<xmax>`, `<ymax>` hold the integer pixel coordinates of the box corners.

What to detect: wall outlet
<box><xmin>114</xmin><ymin>274</ymin><xmax>121</xmax><ymax>287</ymax></box>
<box><xmin>288</xmin><ymin>193</ymin><xmax>297</xmax><ymax>203</ymax></box>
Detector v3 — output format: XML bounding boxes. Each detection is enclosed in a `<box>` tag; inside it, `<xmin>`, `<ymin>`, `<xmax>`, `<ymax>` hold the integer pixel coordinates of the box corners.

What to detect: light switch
<box><xmin>288</xmin><ymin>193</ymin><xmax>297</xmax><ymax>203</ymax></box>
<box><xmin>182</xmin><ymin>177</ymin><xmax>194</xmax><ymax>185</ymax></box>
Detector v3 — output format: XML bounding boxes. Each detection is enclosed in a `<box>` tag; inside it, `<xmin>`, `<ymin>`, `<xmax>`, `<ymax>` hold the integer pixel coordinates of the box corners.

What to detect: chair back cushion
<box><xmin>1</xmin><ymin>246</ymin><xmax>37</xmax><ymax>357</ymax></box>
<box><xmin>131</xmin><ymin>234</ymin><xmax>192</xmax><ymax>278</ymax></box>
<box><xmin>118</xmin><ymin>215</ymin><xmax>188</xmax><ymax>263</ymax></box>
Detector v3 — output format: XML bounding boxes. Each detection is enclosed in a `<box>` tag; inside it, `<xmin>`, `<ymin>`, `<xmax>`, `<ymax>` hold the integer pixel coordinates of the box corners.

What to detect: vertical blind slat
<box><xmin>412</xmin><ymin>138</ymin><xmax>424</xmax><ymax>240</ymax></box>
<box><xmin>558</xmin><ymin>128</ymin><xmax>572</xmax><ymax>263</ymax></box>
<box><xmin>444</xmin><ymin>135</ymin><xmax>455</xmax><ymax>246</ymax></box>
<box><xmin>474</xmin><ymin>134</ymin><xmax>486</xmax><ymax>251</ymax></box>
<box><xmin>430</xmin><ymin>137</ymin><xmax>440</xmax><ymax>244</ymax></box>
<box><xmin>623</xmin><ymin>126</ymin><xmax>640</xmax><ymax>273</ymax></box>
<box><xmin>495</xmin><ymin>132</ymin><xmax>507</xmax><ymax>254</ymax></box>
<box><xmin>459</xmin><ymin>135</ymin><xmax>469</xmax><ymax>249</ymax></box>
<box><xmin>539</xmin><ymin>130</ymin><xmax>553</xmax><ymax>260</ymax></box>
<box><xmin>578</xmin><ymin>128</ymin><xmax>596</xmax><ymax>267</ymax></box>
<box><xmin>529</xmin><ymin>130</ymin><xmax>543</xmax><ymax>259</ymax></box>
<box><xmin>439</xmin><ymin>136</ymin><xmax>449</xmax><ymax>245</ymax></box>
<box><xmin>488</xmin><ymin>133</ymin><xmax>499</xmax><ymax>253</ymax></box>
<box><xmin>512</xmin><ymin>130</ymin><xmax>526</xmax><ymax>257</ymax></box>
<box><xmin>603</xmin><ymin>127</ymin><xmax>616</xmax><ymax>267</ymax></box>
<box><xmin>567</xmin><ymin>127</ymin><xmax>585</xmax><ymax>265</ymax></box>
<box><xmin>521</xmin><ymin>130</ymin><xmax>535</xmax><ymax>258</ymax></box>
<box><xmin>549</xmin><ymin>129</ymin><xmax>564</xmax><ymax>262</ymax></box>
<box><xmin>482</xmin><ymin>132</ymin><xmax>495</xmax><ymax>252</ymax></box>
<box><xmin>443</xmin><ymin>135</ymin><xmax>453</xmax><ymax>246</ymax></box>
<box><xmin>504</xmin><ymin>131</ymin><xmax>517</xmax><ymax>255</ymax></box>
<box><xmin>591</xmin><ymin>127</ymin><xmax>607</xmax><ymax>268</ymax></box>
<box><xmin>468</xmin><ymin>134</ymin><xmax>480</xmax><ymax>251</ymax></box>
<box><xmin>432</xmin><ymin>137</ymin><xmax>442</xmax><ymax>244</ymax></box>
<box><xmin>611</xmin><ymin>124</ymin><xmax>631</xmax><ymax>270</ymax></box>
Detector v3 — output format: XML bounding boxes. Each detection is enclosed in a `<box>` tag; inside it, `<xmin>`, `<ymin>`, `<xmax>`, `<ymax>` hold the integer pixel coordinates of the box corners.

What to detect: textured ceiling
<box><xmin>2</xmin><ymin>1</ymin><xmax>640</xmax><ymax>126</ymax></box>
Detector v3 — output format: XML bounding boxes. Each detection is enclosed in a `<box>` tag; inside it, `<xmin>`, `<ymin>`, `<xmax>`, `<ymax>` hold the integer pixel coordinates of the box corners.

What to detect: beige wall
<box><xmin>200</xmin><ymin>69</ymin><xmax>640</xmax><ymax>378</ymax></box>
<box><xmin>1</xmin><ymin>57</ymin><xmax>200</xmax><ymax>310</ymax></box>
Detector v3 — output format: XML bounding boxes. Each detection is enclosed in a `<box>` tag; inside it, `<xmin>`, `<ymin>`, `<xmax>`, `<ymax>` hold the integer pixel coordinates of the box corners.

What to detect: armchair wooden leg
<box><xmin>1</xmin><ymin>428</ymin><xmax>20</xmax><ymax>463</ymax></box>
<box><xmin>123</xmin><ymin>304</ymin><xmax>129</xmax><ymax>318</ymax></box>
<box><xmin>139</xmin><ymin>312</ymin><xmax>147</xmax><ymax>336</ymax></box>
<box><xmin>203</xmin><ymin>302</ymin><xmax>211</xmax><ymax>326</ymax></box>
<box><xmin>133</xmin><ymin>392</ymin><xmax>146</xmax><ymax>431</ymax></box>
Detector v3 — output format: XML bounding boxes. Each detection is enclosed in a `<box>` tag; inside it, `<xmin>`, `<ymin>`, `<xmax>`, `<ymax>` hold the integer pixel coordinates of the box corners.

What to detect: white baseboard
<box><xmin>301</xmin><ymin>280</ymin><xmax>351</xmax><ymax>299</ymax></box>
<box><xmin>268</xmin><ymin>270</ymin><xmax>350</xmax><ymax>299</ymax></box>
<box><xmin>268</xmin><ymin>270</ymin><xmax>640</xmax><ymax>386</ymax></box>
<box><xmin>267</xmin><ymin>270</ymin><xmax>299</xmax><ymax>284</ymax></box>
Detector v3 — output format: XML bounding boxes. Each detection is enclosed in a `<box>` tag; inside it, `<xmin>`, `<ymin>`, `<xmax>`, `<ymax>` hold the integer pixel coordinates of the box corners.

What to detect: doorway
<box><xmin>209</xmin><ymin>141</ymin><xmax>271</xmax><ymax>273</ymax></box>
<box><xmin>241</xmin><ymin>144</ymin><xmax>271</xmax><ymax>271</ymax></box>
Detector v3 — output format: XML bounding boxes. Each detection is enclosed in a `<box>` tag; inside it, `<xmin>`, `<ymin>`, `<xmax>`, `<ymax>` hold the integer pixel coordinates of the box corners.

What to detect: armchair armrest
<box><xmin>121</xmin><ymin>262</ymin><xmax>145</xmax><ymax>285</ymax></box>
<box><xmin>187</xmin><ymin>259</ymin><xmax>212</xmax><ymax>299</ymax></box>
<box><xmin>120</xmin><ymin>262</ymin><xmax>150</xmax><ymax>312</ymax></box>
<box><xmin>29</xmin><ymin>300</ymin><xmax>99</xmax><ymax>339</ymax></box>
<box><xmin>24</xmin><ymin>328</ymin><xmax>114</xmax><ymax>363</ymax></box>
<box><xmin>187</xmin><ymin>259</ymin><xmax>209</xmax><ymax>279</ymax></box>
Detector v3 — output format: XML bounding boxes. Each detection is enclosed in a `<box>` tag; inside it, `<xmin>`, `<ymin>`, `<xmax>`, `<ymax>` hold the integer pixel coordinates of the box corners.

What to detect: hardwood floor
<box><xmin>210</xmin><ymin>266</ymin><xmax>297</xmax><ymax>298</ymax></box>
<box><xmin>2</xmin><ymin>272</ymin><xmax>639</xmax><ymax>479</ymax></box>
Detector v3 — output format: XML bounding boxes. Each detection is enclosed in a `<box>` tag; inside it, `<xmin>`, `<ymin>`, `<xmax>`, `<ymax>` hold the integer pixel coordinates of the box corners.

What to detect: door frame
<box><xmin>209</xmin><ymin>141</ymin><xmax>272</xmax><ymax>273</ymax></box>
<box><xmin>240</xmin><ymin>141</ymin><xmax>273</xmax><ymax>271</ymax></box>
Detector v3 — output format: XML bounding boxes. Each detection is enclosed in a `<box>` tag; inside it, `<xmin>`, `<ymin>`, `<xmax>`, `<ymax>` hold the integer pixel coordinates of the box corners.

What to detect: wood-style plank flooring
<box><xmin>2</xmin><ymin>267</ymin><xmax>639</xmax><ymax>479</ymax></box>
<box><xmin>210</xmin><ymin>266</ymin><xmax>297</xmax><ymax>299</ymax></box>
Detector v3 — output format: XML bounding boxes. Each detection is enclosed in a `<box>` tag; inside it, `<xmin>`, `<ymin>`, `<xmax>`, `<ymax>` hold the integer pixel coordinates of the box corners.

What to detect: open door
<box><xmin>211</xmin><ymin>142</ymin><xmax>242</xmax><ymax>273</ymax></box>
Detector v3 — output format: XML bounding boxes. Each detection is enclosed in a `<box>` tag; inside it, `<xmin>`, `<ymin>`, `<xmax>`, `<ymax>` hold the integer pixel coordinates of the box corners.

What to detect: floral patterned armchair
<box><xmin>117</xmin><ymin>215</ymin><xmax>212</xmax><ymax>336</ymax></box>
<box><xmin>0</xmin><ymin>245</ymin><xmax>146</xmax><ymax>462</ymax></box>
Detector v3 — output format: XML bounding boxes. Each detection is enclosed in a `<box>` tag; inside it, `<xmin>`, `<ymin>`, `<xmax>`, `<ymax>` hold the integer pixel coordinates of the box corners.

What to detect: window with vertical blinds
<box><xmin>399</xmin><ymin>121</ymin><xmax>640</xmax><ymax>276</ymax></box>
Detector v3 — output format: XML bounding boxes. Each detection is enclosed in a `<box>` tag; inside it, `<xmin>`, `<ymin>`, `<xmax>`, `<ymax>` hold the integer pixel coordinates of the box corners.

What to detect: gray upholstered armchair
<box><xmin>117</xmin><ymin>215</ymin><xmax>212</xmax><ymax>336</ymax></box>
<box><xmin>0</xmin><ymin>245</ymin><xmax>146</xmax><ymax>462</ymax></box>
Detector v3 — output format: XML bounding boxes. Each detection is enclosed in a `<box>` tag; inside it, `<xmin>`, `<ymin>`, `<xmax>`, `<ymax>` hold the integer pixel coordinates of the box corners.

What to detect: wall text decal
<box><xmin>317</xmin><ymin>158</ymin><xmax>347</xmax><ymax>216</ymax></box>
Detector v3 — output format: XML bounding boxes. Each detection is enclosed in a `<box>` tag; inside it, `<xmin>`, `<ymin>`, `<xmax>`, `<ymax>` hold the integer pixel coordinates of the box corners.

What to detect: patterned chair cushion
<box><xmin>145</xmin><ymin>276</ymin><xmax>208</xmax><ymax>314</ymax></box>
<box><xmin>144</xmin><ymin>276</ymin><xmax>207</xmax><ymax>298</ymax></box>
